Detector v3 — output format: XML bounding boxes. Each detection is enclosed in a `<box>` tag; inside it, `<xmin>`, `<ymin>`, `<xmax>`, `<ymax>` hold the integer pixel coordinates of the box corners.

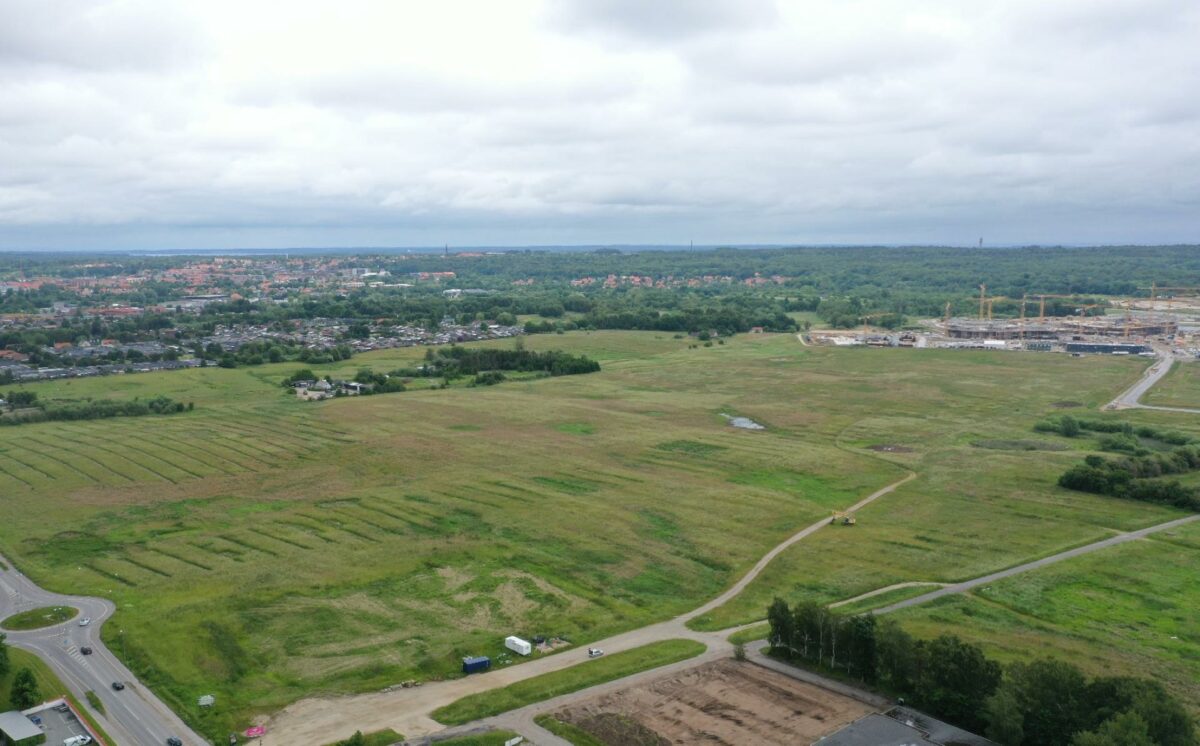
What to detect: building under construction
<box><xmin>943</xmin><ymin>315</ymin><xmax>1177</xmax><ymax>340</ymax></box>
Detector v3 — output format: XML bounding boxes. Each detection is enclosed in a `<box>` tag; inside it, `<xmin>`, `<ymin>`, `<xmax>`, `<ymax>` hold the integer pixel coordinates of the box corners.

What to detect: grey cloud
<box><xmin>0</xmin><ymin>0</ymin><xmax>1198</xmax><ymax>249</ymax></box>
<box><xmin>547</xmin><ymin>0</ymin><xmax>779</xmax><ymax>41</ymax></box>
<box><xmin>0</xmin><ymin>0</ymin><xmax>204</xmax><ymax>70</ymax></box>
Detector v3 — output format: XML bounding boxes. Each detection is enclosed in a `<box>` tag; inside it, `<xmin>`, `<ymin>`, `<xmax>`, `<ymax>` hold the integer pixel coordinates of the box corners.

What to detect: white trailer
<box><xmin>505</xmin><ymin>636</ymin><xmax>532</xmax><ymax>656</ymax></box>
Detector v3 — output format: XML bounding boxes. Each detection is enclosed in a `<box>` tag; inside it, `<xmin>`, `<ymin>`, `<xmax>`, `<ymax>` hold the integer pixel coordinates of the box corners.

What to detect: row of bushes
<box><xmin>1</xmin><ymin>393</ymin><xmax>190</xmax><ymax>426</ymax></box>
<box><xmin>1058</xmin><ymin>454</ymin><xmax>1200</xmax><ymax>510</ymax></box>
<box><xmin>1037</xmin><ymin>414</ymin><xmax>1200</xmax><ymax>511</ymax></box>
<box><xmin>1035</xmin><ymin>415</ymin><xmax>1193</xmax><ymax>446</ymax></box>
<box><xmin>766</xmin><ymin>599</ymin><xmax>1194</xmax><ymax>745</ymax></box>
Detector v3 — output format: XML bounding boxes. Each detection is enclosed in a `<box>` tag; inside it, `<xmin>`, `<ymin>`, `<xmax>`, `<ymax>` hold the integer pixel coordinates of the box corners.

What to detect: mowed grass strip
<box><xmin>432</xmin><ymin>639</ymin><xmax>706</xmax><ymax>725</ymax></box>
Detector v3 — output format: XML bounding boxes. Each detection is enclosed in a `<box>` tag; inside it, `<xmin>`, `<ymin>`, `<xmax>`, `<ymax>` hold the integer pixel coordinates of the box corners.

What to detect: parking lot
<box><xmin>25</xmin><ymin>700</ymin><xmax>98</xmax><ymax>746</ymax></box>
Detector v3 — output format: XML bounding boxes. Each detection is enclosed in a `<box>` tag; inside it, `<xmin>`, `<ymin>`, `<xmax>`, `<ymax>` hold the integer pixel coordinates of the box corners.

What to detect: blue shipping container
<box><xmin>462</xmin><ymin>656</ymin><xmax>491</xmax><ymax>674</ymax></box>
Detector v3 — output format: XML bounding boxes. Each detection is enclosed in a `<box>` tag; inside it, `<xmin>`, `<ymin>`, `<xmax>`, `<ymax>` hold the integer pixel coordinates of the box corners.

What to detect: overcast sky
<box><xmin>1</xmin><ymin>0</ymin><xmax>1198</xmax><ymax>250</ymax></box>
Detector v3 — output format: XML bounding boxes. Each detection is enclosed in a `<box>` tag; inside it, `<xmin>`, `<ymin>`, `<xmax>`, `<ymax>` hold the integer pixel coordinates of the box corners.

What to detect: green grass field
<box><xmin>0</xmin><ymin>331</ymin><xmax>1195</xmax><ymax>737</ymax></box>
<box><xmin>432</xmin><ymin>639</ymin><xmax>706</xmax><ymax>725</ymax></box>
<box><xmin>1142</xmin><ymin>360</ymin><xmax>1200</xmax><ymax>408</ymax></box>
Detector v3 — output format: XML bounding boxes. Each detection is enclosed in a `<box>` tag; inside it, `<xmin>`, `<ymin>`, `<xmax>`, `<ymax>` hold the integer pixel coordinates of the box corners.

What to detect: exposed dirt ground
<box><xmin>552</xmin><ymin>660</ymin><xmax>874</xmax><ymax>745</ymax></box>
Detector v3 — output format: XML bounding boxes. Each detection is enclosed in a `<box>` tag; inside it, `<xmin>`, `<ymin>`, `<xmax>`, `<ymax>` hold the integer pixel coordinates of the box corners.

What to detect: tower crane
<box><xmin>860</xmin><ymin>311</ymin><xmax>895</xmax><ymax>333</ymax></box>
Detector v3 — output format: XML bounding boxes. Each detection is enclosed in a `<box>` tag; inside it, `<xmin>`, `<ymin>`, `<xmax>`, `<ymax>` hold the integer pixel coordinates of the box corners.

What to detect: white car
<box><xmin>78</xmin><ymin>617</ymin><xmax>91</xmax><ymax>627</ymax></box>
<box><xmin>587</xmin><ymin>647</ymin><xmax>604</xmax><ymax>658</ymax></box>
<box><xmin>64</xmin><ymin>736</ymin><xmax>93</xmax><ymax>746</ymax></box>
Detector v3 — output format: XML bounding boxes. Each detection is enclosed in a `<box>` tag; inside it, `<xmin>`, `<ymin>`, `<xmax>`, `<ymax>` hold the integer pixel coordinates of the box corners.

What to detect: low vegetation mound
<box><xmin>1</xmin><ymin>605</ymin><xmax>78</xmax><ymax>630</ymax></box>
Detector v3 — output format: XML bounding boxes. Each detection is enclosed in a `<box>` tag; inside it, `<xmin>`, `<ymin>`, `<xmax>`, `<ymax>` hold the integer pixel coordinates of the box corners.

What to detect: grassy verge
<box><xmin>434</xmin><ymin>731</ymin><xmax>521</xmax><ymax>745</ymax></box>
<box><xmin>432</xmin><ymin>639</ymin><xmax>707</xmax><ymax>725</ymax></box>
<box><xmin>0</xmin><ymin>647</ymin><xmax>67</xmax><ymax>710</ymax></box>
<box><xmin>534</xmin><ymin>714</ymin><xmax>606</xmax><ymax>746</ymax></box>
<box><xmin>726</xmin><ymin>623</ymin><xmax>769</xmax><ymax>645</ymax></box>
<box><xmin>85</xmin><ymin>690</ymin><xmax>105</xmax><ymax>715</ymax></box>
<box><xmin>1</xmin><ymin>605</ymin><xmax>78</xmax><ymax>630</ymax></box>
<box><xmin>320</xmin><ymin>728</ymin><xmax>403</xmax><ymax>746</ymax></box>
<box><xmin>66</xmin><ymin>691</ymin><xmax>116</xmax><ymax>746</ymax></box>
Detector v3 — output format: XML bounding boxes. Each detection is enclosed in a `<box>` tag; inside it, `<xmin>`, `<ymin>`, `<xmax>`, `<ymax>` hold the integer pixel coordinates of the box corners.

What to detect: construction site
<box><xmin>811</xmin><ymin>284</ymin><xmax>1200</xmax><ymax>355</ymax></box>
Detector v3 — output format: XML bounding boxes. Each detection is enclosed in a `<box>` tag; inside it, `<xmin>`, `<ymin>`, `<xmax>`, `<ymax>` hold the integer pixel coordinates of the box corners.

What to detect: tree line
<box><xmin>397</xmin><ymin>346</ymin><xmax>601</xmax><ymax>380</ymax></box>
<box><xmin>1</xmin><ymin>391</ymin><xmax>192</xmax><ymax>426</ymax></box>
<box><xmin>766</xmin><ymin>598</ymin><xmax>1194</xmax><ymax>745</ymax></box>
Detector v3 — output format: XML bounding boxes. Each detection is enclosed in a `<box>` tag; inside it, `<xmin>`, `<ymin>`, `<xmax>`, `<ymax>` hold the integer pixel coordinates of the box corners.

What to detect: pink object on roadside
<box><xmin>245</xmin><ymin>726</ymin><xmax>266</xmax><ymax>737</ymax></box>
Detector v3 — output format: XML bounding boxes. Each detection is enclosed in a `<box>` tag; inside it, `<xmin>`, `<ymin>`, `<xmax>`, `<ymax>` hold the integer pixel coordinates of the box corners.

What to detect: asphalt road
<box><xmin>1104</xmin><ymin>350</ymin><xmax>1200</xmax><ymax>412</ymax></box>
<box><xmin>871</xmin><ymin>513</ymin><xmax>1200</xmax><ymax>615</ymax></box>
<box><xmin>0</xmin><ymin>554</ymin><xmax>206</xmax><ymax>746</ymax></box>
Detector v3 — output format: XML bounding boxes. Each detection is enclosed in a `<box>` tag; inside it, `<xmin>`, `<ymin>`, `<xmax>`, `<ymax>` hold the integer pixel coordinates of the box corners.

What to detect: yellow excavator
<box><xmin>830</xmin><ymin>510</ymin><xmax>857</xmax><ymax>526</ymax></box>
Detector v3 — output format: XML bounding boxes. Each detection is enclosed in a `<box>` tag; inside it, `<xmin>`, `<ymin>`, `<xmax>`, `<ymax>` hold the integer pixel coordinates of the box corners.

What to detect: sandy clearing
<box><xmin>553</xmin><ymin>659</ymin><xmax>873</xmax><ymax>746</ymax></box>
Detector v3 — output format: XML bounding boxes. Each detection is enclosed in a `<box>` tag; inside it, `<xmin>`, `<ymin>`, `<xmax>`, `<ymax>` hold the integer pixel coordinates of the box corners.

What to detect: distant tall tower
<box><xmin>979</xmin><ymin>237</ymin><xmax>983</xmax><ymax>248</ymax></box>
<box><xmin>444</xmin><ymin>244</ymin><xmax>449</xmax><ymax>257</ymax></box>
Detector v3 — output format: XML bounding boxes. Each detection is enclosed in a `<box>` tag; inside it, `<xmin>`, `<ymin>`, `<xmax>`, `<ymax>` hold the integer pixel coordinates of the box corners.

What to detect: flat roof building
<box><xmin>0</xmin><ymin>710</ymin><xmax>44</xmax><ymax>745</ymax></box>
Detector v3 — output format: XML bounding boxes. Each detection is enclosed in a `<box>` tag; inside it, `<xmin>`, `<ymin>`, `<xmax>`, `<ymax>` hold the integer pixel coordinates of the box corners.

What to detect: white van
<box><xmin>64</xmin><ymin>736</ymin><xmax>93</xmax><ymax>746</ymax></box>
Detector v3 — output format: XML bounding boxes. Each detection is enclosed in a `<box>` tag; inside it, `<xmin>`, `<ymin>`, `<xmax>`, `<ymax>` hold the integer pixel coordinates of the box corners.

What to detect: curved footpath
<box><xmin>0</xmin><ymin>555</ymin><xmax>205</xmax><ymax>746</ymax></box>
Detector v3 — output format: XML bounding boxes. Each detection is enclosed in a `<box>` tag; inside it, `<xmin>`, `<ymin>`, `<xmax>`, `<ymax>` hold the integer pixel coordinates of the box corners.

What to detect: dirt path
<box><xmin>683</xmin><ymin>471</ymin><xmax>916</xmax><ymax>621</ymax></box>
<box><xmin>264</xmin><ymin>475</ymin><xmax>1200</xmax><ymax>744</ymax></box>
<box><xmin>261</xmin><ymin>472</ymin><xmax>918</xmax><ymax>744</ymax></box>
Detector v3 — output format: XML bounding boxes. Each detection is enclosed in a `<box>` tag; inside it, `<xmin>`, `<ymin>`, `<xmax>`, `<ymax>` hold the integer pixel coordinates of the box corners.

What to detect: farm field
<box><xmin>0</xmin><ymin>331</ymin><xmax>1194</xmax><ymax>737</ymax></box>
<box><xmin>1142</xmin><ymin>360</ymin><xmax>1200</xmax><ymax>408</ymax></box>
<box><xmin>888</xmin><ymin>519</ymin><xmax>1200</xmax><ymax>710</ymax></box>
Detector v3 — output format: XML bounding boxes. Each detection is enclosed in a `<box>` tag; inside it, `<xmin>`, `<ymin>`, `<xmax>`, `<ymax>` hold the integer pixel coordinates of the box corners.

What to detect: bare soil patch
<box><xmin>868</xmin><ymin>444</ymin><xmax>913</xmax><ymax>453</ymax></box>
<box><xmin>553</xmin><ymin>659</ymin><xmax>873</xmax><ymax>746</ymax></box>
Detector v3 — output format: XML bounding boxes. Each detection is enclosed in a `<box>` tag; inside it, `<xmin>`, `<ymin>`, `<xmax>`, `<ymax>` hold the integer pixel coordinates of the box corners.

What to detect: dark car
<box><xmin>80</xmin><ymin>646</ymin><xmax>93</xmax><ymax>655</ymax></box>
<box><xmin>111</xmin><ymin>681</ymin><xmax>125</xmax><ymax>691</ymax></box>
<box><xmin>167</xmin><ymin>738</ymin><xmax>183</xmax><ymax>746</ymax></box>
